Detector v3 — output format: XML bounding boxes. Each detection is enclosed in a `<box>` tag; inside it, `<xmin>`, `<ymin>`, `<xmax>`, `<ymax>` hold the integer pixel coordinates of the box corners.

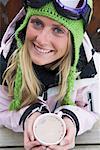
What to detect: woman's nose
<box><xmin>35</xmin><ymin>28</ymin><xmax>51</xmax><ymax>46</ymax></box>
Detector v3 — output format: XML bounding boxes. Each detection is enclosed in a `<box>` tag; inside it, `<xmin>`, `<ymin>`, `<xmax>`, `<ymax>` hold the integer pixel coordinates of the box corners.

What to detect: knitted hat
<box><xmin>9</xmin><ymin>0</ymin><xmax>93</xmax><ymax>110</ymax></box>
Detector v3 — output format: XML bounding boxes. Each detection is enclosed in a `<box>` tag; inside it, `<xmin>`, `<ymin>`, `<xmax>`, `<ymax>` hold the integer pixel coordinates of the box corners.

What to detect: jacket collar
<box><xmin>33</xmin><ymin>63</ymin><xmax>59</xmax><ymax>90</ymax></box>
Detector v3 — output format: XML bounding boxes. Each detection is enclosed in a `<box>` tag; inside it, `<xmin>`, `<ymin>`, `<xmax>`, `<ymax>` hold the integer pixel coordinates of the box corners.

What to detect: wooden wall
<box><xmin>87</xmin><ymin>0</ymin><xmax>100</xmax><ymax>52</ymax></box>
<box><xmin>0</xmin><ymin>0</ymin><xmax>22</xmax><ymax>40</ymax></box>
<box><xmin>87</xmin><ymin>0</ymin><xmax>100</xmax><ymax>36</ymax></box>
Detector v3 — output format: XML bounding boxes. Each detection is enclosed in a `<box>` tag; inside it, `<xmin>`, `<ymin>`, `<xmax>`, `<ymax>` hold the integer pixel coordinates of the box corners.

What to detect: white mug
<box><xmin>33</xmin><ymin>113</ymin><xmax>66</xmax><ymax>146</ymax></box>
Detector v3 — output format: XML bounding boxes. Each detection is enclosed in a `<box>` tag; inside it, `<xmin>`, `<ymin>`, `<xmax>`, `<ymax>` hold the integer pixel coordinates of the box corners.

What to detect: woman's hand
<box><xmin>24</xmin><ymin>113</ymin><xmax>76</xmax><ymax>150</ymax></box>
<box><xmin>48</xmin><ymin>117</ymin><xmax>76</xmax><ymax>150</ymax></box>
<box><xmin>24</xmin><ymin>111</ymin><xmax>47</xmax><ymax>150</ymax></box>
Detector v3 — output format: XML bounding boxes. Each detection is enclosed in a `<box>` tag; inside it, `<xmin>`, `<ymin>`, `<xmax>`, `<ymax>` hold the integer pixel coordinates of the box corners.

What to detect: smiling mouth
<box><xmin>33</xmin><ymin>43</ymin><xmax>53</xmax><ymax>54</ymax></box>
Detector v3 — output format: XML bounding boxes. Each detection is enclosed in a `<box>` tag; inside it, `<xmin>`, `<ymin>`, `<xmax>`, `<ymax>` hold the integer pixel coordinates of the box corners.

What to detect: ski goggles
<box><xmin>24</xmin><ymin>0</ymin><xmax>91</xmax><ymax>25</ymax></box>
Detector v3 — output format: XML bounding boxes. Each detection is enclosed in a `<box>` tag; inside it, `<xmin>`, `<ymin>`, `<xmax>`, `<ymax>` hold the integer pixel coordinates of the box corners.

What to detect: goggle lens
<box><xmin>57</xmin><ymin>0</ymin><xmax>85</xmax><ymax>9</ymax></box>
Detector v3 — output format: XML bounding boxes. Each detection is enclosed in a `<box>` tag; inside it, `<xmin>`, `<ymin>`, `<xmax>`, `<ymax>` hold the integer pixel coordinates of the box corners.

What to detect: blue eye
<box><xmin>34</xmin><ymin>21</ymin><xmax>42</xmax><ymax>27</ymax></box>
<box><xmin>31</xmin><ymin>18</ymin><xmax>43</xmax><ymax>29</ymax></box>
<box><xmin>53</xmin><ymin>27</ymin><xmax>64</xmax><ymax>34</ymax></box>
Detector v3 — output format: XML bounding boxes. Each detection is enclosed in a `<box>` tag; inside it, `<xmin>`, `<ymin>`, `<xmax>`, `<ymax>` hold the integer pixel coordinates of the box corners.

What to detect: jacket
<box><xmin>0</xmin><ymin>7</ymin><xmax>100</xmax><ymax>135</ymax></box>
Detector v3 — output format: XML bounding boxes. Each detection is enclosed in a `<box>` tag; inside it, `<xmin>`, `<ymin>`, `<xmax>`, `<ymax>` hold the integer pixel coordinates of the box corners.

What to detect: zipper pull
<box><xmin>43</xmin><ymin>90</ymin><xmax>47</xmax><ymax>101</ymax></box>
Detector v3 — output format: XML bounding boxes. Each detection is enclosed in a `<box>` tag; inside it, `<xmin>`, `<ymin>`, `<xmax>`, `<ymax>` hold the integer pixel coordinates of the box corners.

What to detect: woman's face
<box><xmin>25</xmin><ymin>16</ymin><xmax>69</xmax><ymax>65</ymax></box>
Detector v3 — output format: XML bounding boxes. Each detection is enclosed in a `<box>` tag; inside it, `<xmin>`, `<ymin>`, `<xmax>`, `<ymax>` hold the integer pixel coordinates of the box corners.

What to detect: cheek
<box><xmin>62</xmin><ymin>37</ymin><xmax>69</xmax><ymax>52</ymax></box>
<box><xmin>56</xmin><ymin>38</ymin><xmax>68</xmax><ymax>55</ymax></box>
<box><xmin>26</xmin><ymin>26</ymin><xmax>36</xmax><ymax>40</ymax></box>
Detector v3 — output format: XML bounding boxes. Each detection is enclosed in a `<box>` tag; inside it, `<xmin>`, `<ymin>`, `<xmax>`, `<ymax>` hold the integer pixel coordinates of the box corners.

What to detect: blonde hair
<box><xmin>3</xmin><ymin>32</ymin><xmax>72</xmax><ymax>108</ymax></box>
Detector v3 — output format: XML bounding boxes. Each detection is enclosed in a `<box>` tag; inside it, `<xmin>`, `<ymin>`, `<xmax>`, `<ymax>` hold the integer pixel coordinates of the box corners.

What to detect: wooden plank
<box><xmin>0</xmin><ymin>148</ymin><xmax>24</xmax><ymax>150</ymax></box>
<box><xmin>0</xmin><ymin>146</ymin><xmax>100</xmax><ymax>150</ymax></box>
<box><xmin>74</xmin><ymin>145</ymin><xmax>100</xmax><ymax>150</ymax></box>
<box><xmin>76</xmin><ymin>120</ymin><xmax>100</xmax><ymax>144</ymax></box>
<box><xmin>0</xmin><ymin>127</ymin><xmax>23</xmax><ymax>147</ymax></box>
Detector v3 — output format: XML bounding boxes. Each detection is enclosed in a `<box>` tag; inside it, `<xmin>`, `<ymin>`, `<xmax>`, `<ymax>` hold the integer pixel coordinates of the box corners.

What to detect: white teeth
<box><xmin>34</xmin><ymin>44</ymin><xmax>51</xmax><ymax>54</ymax></box>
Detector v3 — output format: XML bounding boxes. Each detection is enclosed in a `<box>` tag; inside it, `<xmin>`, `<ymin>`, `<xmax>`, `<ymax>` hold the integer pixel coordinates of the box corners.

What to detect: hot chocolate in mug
<box><xmin>33</xmin><ymin>113</ymin><xmax>66</xmax><ymax>146</ymax></box>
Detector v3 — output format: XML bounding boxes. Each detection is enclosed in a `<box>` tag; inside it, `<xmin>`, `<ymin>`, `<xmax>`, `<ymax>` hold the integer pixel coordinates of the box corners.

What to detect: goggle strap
<box><xmin>24</xmin><ymin>0</ymin><xmax>51</xmax><ymax>8</ymax></box>
<box><xmin>82</xmin><ymin>4</ymin><xmax>91</xmax><ymax>26</ymax></box>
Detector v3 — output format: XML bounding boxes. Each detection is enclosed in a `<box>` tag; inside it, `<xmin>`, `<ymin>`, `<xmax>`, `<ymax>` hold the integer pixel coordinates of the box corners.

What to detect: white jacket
<box><xmin>0</xmin><ymin>7</ymin><xmax>100</xmax><ymax>135</ymax></box>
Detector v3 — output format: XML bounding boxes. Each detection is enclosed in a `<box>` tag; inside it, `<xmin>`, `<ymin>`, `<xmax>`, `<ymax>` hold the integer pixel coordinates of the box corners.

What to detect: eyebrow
<box><xmin>30</xmin><ymin>17</ymin><xmax>42</xmax><ymax>23</ymax></box>
<box><xmin>52</xmin><ymin>24</ymin><xmax>68</xmax><ymax>33</ymax></box>
<box><xmin>52</xmin><ymin>23</ymin><xmax>62</xmax><ymax>27</ymax></box>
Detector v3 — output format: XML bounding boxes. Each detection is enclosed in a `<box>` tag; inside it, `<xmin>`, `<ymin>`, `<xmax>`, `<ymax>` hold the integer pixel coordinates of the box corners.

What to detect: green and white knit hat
<box><xmin>9</xmin><ymin>0</ymin><xmax>93</xmax><ymax>110</ymax></box>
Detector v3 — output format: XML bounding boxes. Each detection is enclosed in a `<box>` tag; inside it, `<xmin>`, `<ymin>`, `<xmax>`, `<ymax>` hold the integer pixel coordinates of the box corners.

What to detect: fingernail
<box><xmin>42</xmin><ymin>146</ymin><xmax>46</xmax><ymax>150</ymax></box>
<box><xmin>49</xmin><ymin>145</ymin><xmax>54</xmax><ymax>148</ymax></box>
<box><xmin>30</xmin><ymin>136</ymin><xmax>34</xmax><ymax>141</ymax></box>
<box><xmin>60</xmin><ymin>142</ymin><xmax>64</xmax><ymax>145</ymax></box>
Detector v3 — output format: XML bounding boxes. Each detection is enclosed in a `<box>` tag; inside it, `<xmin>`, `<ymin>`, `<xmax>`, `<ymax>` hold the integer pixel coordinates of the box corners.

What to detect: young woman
<box><xmin>0</xmin><ymin>0</ymin><xmax>99</xmax><ymax>150</ymax></box>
